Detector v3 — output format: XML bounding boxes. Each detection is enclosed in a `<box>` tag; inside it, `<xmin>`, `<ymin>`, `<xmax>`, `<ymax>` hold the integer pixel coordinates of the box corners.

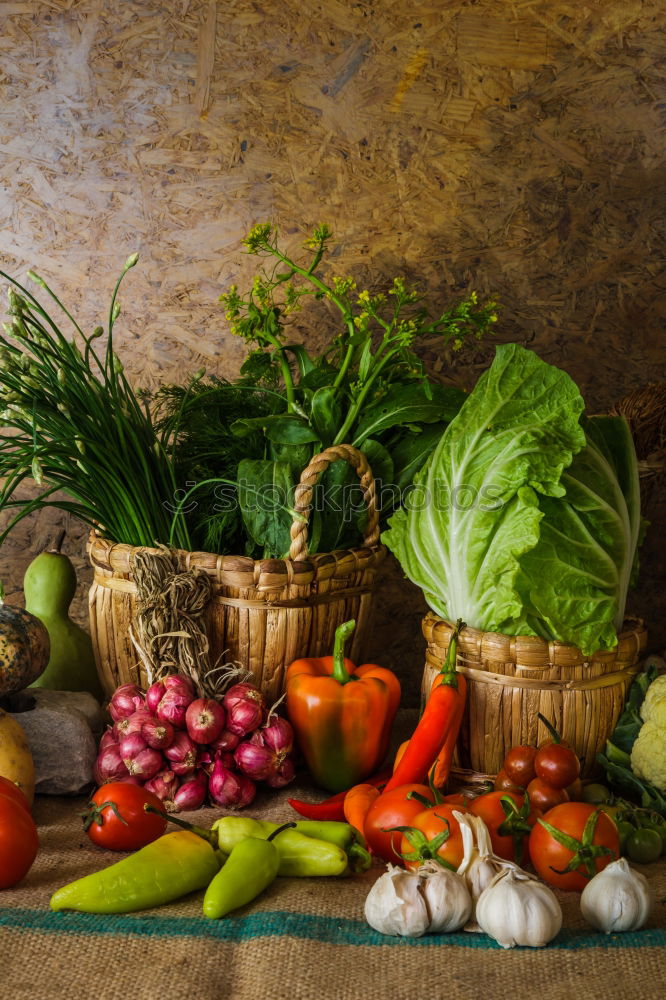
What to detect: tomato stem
<box><xmin>537</xmin><ymin>712</ymin><xmax>563</xmax><ymax>745</ymax></box>
<box><xmin>81</xmin><ymin>799</ymin><xmax>129</xmax><ymax>832</ymax></box>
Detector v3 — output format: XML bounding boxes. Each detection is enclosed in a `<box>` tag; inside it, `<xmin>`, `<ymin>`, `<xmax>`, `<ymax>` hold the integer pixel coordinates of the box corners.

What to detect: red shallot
<box><xmin>118</xmin><ymin>731</ymin><xmax>148</xmax><ymax>761</ymax></box>
<box><xmin>210</xmin><ymin>729</ymin><xmax>241</xmax><ymax>753</ymax></box>
<box><xmin>266</xmin><ymin>757</ymin><xmax>296</xmax><ymax>788</ymax></box>
<box><xmin>164</xmin><ymin>731</ymin><xmax>198</xmax><ymax>776</ymax></box>
<box><xmin>234</xmin><ymin>740</ymin><xmax>276</xmax><ymax>781</ymax></box>
<box><xmin>93</xmin><ymin>744</ymin><xmax>128</xmax><ymax>784</ymax></box>
<box><xmin>144</xmin><ymin>769</ymin><xmax>179</xmax><ymax>807</ymax></box>
<box><xmin>156</xmin><ymin>689</ymin><xmax>193</xmax><ymax>730</ymax></box>
<box><xmin>108</xmin><ymin>683</ymin><xmax>144</xmax><ymax>722</ymax></box>
<box><xmin>142</xmin><ymin>717</ymin><xmax>175</xmax><ymax>750</ymax></box>
<box><xmin>114</xmin><ymin>708</ymin><xmax>153</xmax><ymax>740</ymax></box>
<box><xmin>145</xmin><ymin>680</ymin><xmax>166</xmax><ymax>714</ymax></box>
<box><xmin>208</xmin><ymin>759</ymin><xmax>256</xmax><ymax>808</ymax></box>
<box><xmin>123</xmin><ymin>746</ymin><xmax>163</xmax><ymax>780</ymax></box>
<box><xmin>173</xmin><ymin>772</ymin><xmax>208</xmax><ymax>811</ymax></box>
<box><xmin>185</xmin><ymin>697</ymin><xmax>226</xmax><ymax>745</ymax></box>
<box><xmin>223</xmin><ymin>683</ymin><xmax>265</xmax><ymax>736</ymax></box>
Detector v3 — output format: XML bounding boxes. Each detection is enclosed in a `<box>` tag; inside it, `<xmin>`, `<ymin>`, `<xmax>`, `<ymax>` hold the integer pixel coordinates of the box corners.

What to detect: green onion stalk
<box><xmin>0</xmin><ymin>257</ymin><xmax>191</xmax><ymax>549</ymax></box>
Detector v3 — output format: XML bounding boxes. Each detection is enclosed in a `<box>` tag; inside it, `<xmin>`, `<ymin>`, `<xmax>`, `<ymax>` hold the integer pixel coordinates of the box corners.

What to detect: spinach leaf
<box><xmin>237</xmin><ymin>458</ymin><xmax>295</xmax><ymax>558</ymax></box>
<box><xmin>352</xmin><ymin>383</ymin><xmax>466</xmax><ymax>445</ymax></box>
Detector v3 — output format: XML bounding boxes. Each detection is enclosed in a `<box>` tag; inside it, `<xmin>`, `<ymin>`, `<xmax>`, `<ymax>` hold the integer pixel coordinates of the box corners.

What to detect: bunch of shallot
<box><xmin>95</xmin><ymin>676</ymin><xmax>296</xmax><ymax>811</ymax></box>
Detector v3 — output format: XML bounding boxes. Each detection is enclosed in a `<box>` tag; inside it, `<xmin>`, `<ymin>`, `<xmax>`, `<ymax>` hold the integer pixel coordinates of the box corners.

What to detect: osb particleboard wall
<box><xmin>1</xmin><ymin>0</ymin><xmax>664</xmax><ymax>704</ymax></box>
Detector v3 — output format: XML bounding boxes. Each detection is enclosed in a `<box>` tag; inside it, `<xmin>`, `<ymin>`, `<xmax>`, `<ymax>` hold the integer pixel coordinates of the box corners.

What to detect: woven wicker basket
<box><xmin>421</xmin><ymin>612</ymin><xmax>647</xmax><ymax>781</ymax></box>
<box><xmin>87</xmin><ymin>444</ymin><xmax>385</xmax><ymax>702</ymax></box>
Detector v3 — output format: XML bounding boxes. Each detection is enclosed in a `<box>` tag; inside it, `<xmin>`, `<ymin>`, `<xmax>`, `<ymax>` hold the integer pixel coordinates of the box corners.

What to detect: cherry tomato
<box><xmin>534</xmin><ymin>742</ymin><xmax>581</xmax><ymax>789</ymax></box>
<box><xmin>0</xmin><ymin>776</ymin><xmax>31</xmax><ymax>814</ymax></box>
<box><xmin>581</xmin><ymin>782</ymin><xmax>611</xmax><ymax>805</ymax></box>
<box><xmin>494</xmin><ymin>768</ymin><xmax>525</xmax><ymax>794</ymax></box>
<box><xmin>526</xmin><ymin>777</ymin><xmax>569</xmax><ymax>813</ymax></box>
<box><xmin>0</xmin><ymin>794</ymin><xmax>39</xmax><ymax>889</ymax></box>
<box><xmin>363</xmin><ymin>784</ymin><xmax>436</xmax><ymax>862</ymax></box>
<box><xmin>626</xmin><ymin>828</ymin><xmax>662</xmax><ymax>865</ymax></box>
<box><xmin>82</xmin><ymin>782</ymin><xmax>168</xmax><ymax>851</ymax></box>
<box><xmin>469</xmin><ymin>790</ymin><xmax>539</xmax><ymax>863</ymax></box>
<box><xmin>529</xmin><ymin>802</ymin><xmax>620</xmax><ymax>891</ymax></box>
<box><xmin>399</xmin><ymin>803</ymin><xmax>468</xmax><ymax>871</ymax></box>
<box><xmin>502</xmin><ymin>745</ymin><xmax>537</xmax><ymax>787</ymax></box>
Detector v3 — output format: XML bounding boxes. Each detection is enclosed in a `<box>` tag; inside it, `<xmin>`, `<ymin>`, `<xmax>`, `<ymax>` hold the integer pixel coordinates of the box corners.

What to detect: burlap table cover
<box><xmin>2</xmin><ymin>781</ymin><xmax>665</xmax><ymax>1000</ymax></box>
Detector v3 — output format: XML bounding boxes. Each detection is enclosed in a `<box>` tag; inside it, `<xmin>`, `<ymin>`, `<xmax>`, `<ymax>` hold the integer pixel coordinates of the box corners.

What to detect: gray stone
<box><xmin>8</xmin><ymin>689</ymin><xmax>102</xmax><ymax>795</ymax></box>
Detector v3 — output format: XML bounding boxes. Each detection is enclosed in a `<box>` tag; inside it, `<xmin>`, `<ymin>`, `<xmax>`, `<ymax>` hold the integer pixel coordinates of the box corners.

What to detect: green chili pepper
<box><xmin>149</xmin><ymin>810</ymin><xmax>352</xmax><ymax>877</ymax></box>
<box><xmin>203</xmin><ymin>823</ymin><xmax>293</xmax><ymax>920</ymax></box>
<box><xmin>50</xmin><ymin>831</ymin><xmax>221</xmax><ymax>914</ymax></box>
<box><xmin>289</xmin><ymin>820</ymin><xmax>371</xmax><ymax>872</ymax></box>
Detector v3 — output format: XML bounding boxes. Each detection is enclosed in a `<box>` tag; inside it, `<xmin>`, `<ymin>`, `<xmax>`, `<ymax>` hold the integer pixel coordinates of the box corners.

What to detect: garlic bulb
<box><xmin>418</xmin><ymin>860</ymin><xmax>473</xmax><ymax>933</ymax></box>
<box><xmin>364</xmin><ymin>865</ymin><xmax>430</xmax><ymax>937</ymax></box>
<box><xmin>476</xmin><ymin>867</ymin><xmax>562</xmax><ymax>948</ymax></box>
<box><xmin>580</xmin><ymin>858</ymin><xmax>652</xmax><ymax>934</ymax></box>
<box><xmin>364</xmin><ymin>862</ymin><xmax>472</xmax><ymax>938</ymax></box>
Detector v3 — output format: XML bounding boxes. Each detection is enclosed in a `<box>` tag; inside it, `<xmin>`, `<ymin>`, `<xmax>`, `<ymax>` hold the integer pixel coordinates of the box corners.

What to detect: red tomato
<box><xmin>502</xmin><ymin>745</ymin><xmax>537</xmax><ymax>787</ymax></box>
<box><xmin>494</xmin><ymin>768</ymin><xmax>525</xmax><ymax>794</ymax></box>
<box><xmin>363</xmin><ymin>784</ymin><xmax>435</xmax><ymax>862</ymax></box>
<box><xmin>469</xmin><ymin>790</ymin><xmax>539</xmax><ymax>863</ymax></box>
<box><xmin>400</xmin><ymin>803</ymin><xmax>468</xmax><ymax>872</ymax></box>
<box><xmin>83</xmin><ymin>782</ymin><xmax>168</xmax><ymax>851</ymax></box>
<box><xmin>0</xmin><ymin>794</ymin><xmax>39</xmax><ymax>889</ymax></box>
<box><xmin>534</xmin><ymin>743</ymin><xmax>581</xmax><ymax>789</ymax></box>
<box><xmin>529</xmin><ymin>802</ymin><xmax>620</xmax><ymax>891</ymax></box>
<box><xmin>526</xmin><ymin>777</ymin><xmax>569</xmax><ymax>813</ymax></box>
<box><xmin>0</xmin><ymin>776</ymin><xmax>31</xmax><ymax>813</ymax></box>
<box><xmin>440</xmin><ymin>792</ymin><xmax>471</xmax><ymax>807</ymax></box>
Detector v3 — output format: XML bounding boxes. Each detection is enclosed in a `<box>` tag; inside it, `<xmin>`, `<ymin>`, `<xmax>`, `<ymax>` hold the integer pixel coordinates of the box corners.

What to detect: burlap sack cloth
<box><xmin>2</xmin><ymin>773</ymin><xmax>665</xmax><ymax>1000</ymax></box>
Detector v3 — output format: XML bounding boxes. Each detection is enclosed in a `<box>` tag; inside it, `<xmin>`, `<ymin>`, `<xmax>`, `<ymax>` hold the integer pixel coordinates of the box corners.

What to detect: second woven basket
<box><xmin>421</xmin><ymin>612</ymin><xmax>647</xmax><ymax>780</ymax></box>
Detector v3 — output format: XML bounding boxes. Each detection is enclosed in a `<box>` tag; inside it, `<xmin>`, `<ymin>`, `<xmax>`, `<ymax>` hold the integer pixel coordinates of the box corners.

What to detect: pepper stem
<box><xmin>331</xmin><ymin>619</ymin><xmax>357</xmax><ymax>685</ymax></box>
<box><xmin>440</xmin><ymin>619</ymin><xmax>465</xmax><ymax>679</ymax></box>
<box><xmin>143</xmin><ymin>804</ymin><xmax>217</xmax><ymax>847</ymax></box>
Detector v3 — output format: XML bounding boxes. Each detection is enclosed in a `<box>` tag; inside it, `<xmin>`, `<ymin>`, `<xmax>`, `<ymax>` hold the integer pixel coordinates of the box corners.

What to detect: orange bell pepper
<box><xmin>285</xmin><ymin>619</ymin><xmax>401</xmax><ymax>793</ymax></box>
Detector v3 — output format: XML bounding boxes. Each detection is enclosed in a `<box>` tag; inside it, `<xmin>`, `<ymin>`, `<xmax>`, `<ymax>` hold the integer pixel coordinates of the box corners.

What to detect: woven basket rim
<box><xmin>87</xmin><ymin>529</ymin><xmax>386</xmax><ymax>588</ymax></box>
<box><xmin>422</xmin><ymin>609</ymin><xmax>647</xmax><ymax>662</ymax></box>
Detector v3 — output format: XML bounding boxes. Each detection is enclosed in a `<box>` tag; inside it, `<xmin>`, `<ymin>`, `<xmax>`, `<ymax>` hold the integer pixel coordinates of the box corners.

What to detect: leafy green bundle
<box><xmin>160</xmin><ymin>223</ymin><xmax>498</xmax><ymax>558</ymax></box>
<box><xmin>383</xmin><ymin>343</ymin><xmax>643</xmax><ymax>654</ymax></box>
<box><xmin>0</xmin><ymin>228</ymin><xmax>498</xmax><ymax>560</ymax></box>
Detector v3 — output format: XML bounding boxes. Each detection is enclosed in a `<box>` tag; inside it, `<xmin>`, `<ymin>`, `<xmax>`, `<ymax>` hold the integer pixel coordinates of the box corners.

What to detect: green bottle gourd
<box><xmin>24</xmin><ymin>550</ymin><xmax>103</xmax><ymax>700</ymax></box>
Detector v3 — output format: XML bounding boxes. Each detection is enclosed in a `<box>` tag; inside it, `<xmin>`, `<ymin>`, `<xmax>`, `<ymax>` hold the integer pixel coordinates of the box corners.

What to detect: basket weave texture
<box><xmin>87</xmin><ymin>444</ymin><xmax>385</xmax><ymax>702</ymax></box>
<box><xmin>421</xmin><ymin>612</ymin><xmax>647</xmax><ymax>779</ymax></box>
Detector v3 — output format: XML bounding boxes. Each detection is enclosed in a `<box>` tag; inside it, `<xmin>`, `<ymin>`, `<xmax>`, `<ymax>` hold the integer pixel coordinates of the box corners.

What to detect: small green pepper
<box><xmin>203</xmin><ymin>824</ymin><xmax>293</xmax><ymax>919</ymax></box>
<box><xmin>151</xmin><ymin>810</ymin><xmax>353</xmax><ymax>877</ymax></box>
<box><xmin>50</xmin><ymin>831</ymin><xmax>221</xmax><ymax>914</ymax></box>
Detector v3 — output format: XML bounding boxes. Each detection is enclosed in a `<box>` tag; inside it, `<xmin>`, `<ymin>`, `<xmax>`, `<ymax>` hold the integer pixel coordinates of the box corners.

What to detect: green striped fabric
<box><xmin>2</xmin><ymin>907</ymin><xmax>665</xmax><ymax>950</ymax></box>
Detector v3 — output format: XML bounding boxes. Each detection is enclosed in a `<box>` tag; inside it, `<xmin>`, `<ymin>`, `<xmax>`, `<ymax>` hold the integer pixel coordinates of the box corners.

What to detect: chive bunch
<box><xmin>0</xmin><ymin>256</ymin><xmax>191</xmax><ymax>549</ymax></box>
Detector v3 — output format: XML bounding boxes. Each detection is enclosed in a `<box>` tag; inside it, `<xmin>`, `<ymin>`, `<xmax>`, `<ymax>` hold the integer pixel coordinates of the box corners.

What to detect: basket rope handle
<box><xmin>289</xmin><ymin>444</ymin><xmax>380</xmax><ymax>561</ymax></box>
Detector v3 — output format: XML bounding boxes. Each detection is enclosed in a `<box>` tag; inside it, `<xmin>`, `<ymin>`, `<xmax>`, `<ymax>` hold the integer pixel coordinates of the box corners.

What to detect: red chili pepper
<box><xmin>381</xmin><ymin>620</ymin><xmax>466</xmax><ymax>796</ymax></box>
<box><xmin>431</xmin><ymin>670</ymin><xmax>467</xmax><ymax>789</ymax></box>
<box><xmin>287</xmin><ymin>768</ymin><xmax>392</xmax><ymax>821</ymax></box>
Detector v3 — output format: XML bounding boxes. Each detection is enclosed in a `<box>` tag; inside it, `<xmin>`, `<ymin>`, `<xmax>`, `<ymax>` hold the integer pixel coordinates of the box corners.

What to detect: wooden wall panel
<box><xmin>1</xmin><ymin>1</ymin><xmax>664</xmax><ymax>703</ymax></box>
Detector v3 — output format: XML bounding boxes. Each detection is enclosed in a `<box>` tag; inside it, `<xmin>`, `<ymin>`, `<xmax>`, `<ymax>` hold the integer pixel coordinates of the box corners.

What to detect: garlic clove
<box><xmin>580</xmin><ymin>857</ymin><xmax>653</xmax><ymax>934</ymax></box>
<box><xmin>364</xmin><ymin>865</ymin><xmax>430</xmax><ymax>937</ymax></box>
<box><xmin>418</xmin><ymin>860</ymin><xmax>473</xmax><ymax>933</ymax></box>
